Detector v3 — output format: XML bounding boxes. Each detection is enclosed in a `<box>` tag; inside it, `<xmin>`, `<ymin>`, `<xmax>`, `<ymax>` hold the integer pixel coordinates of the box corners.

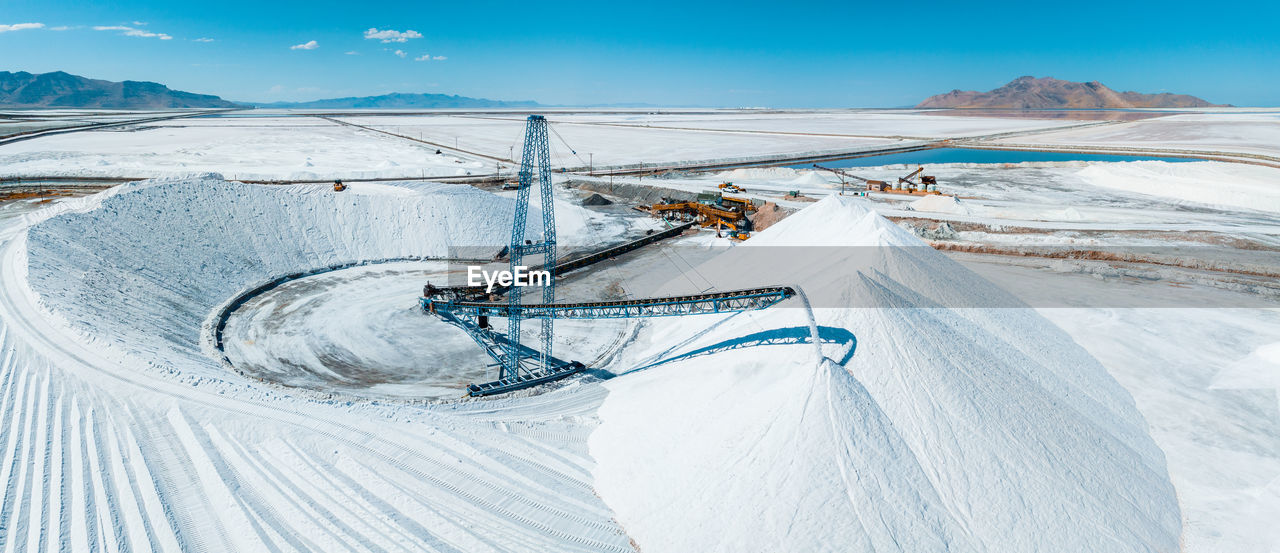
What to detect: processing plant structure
<box><xmin>421</xmin><ymin>115</ymin><xmax>795</xmax><ymax>396</ymax></box>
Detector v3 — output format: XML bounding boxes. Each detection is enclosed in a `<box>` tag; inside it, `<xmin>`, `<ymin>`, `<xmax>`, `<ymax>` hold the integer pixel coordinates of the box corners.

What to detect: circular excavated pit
<box><xmin>221</xmin><ymin>260</ymin><xmax>632</xmax><ymax>400</ymax></box>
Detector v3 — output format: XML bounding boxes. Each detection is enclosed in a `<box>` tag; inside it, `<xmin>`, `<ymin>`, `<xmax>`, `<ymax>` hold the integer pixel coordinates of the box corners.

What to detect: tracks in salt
<box><xmin>0</xmin><ymin>221</ymin><xmax>634</xmax><ymax>552</ymax></box>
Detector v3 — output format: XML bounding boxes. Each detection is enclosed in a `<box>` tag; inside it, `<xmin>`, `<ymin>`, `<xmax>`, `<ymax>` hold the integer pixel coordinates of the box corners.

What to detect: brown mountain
<box><xmin>916</xmin><ymin>76</ymin><xmax>1227</xmax><ymax>109</ymax></box>
<box><xmin>0</xmin><ymin>71</ymin><xmax>242</xmax><ymax>109</ymax></box>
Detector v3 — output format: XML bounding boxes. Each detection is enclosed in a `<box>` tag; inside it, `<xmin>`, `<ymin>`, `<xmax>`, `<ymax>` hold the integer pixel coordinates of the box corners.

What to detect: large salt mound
<box><xmin>590</xmin><ymin>195</ymin><xmax>1181</xmax><ymax>552</ymax></box>
<box><xmin>1076</xmin><ymin>160</ymin><xmax>1280</xmax><ymax>214</ymax></box>
<box><xmin>23</xmin><ymin>177</ymin><xmax>617</xmax><ymax>378</ymax></box>
<box><xmin>714</xmin><ymin>167</ymin><xmax>804</xmax><ymax>181</ymax></box>
<box><xmin>909</xmin><ymin>193</ymin><xmax>971</xmax><ymax>215</ymax></box>
<box><xmin>5</xmin><ymin>176</ymin><xmax>641</xmax><ymax>552</ymax></box>
<box><xmin>784</xmin><ymin>170</ymin><xmax>835</xmax><ymax>187</ymax></box>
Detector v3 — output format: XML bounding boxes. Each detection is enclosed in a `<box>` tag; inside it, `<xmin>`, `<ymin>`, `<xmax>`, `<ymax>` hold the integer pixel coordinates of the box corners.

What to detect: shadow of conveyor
<box><xmin>583</xmin><ymin>325</ymin><xmax>857</xmax><ymax>381</ymax></box>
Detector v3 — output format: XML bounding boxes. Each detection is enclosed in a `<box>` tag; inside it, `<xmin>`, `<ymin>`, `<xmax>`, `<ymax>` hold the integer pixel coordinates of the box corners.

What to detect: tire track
<box><xmin>381</xmin><ymin>426</ymin><xmax>619</xmax><ymax>536</ymax></box>
<box><xmin>270</xmin><ymin>441</ymin><xmax>461</xmax><ymax>553</ymax></box>
<box><xmin>221</xmin><ymin>440</ymin><xmax>351</xmax><ymax>552</ymax></box>
<box><xmin>306</xmin><ymin>442</ymin><xmax>511</xmax><ymax>552</ymax></box>
<box><xmin>31</xmin><ymin>369</ymin><xmax>55</xmax><ymax>553</ymax></box>
<box><xmin>6</xmin><ymin>368</ymin><xmax>43</xmax><ymax>553</ymax></box>
<box><xmin>335</xmin><ymin>453</ymin><xmax>538</xmax><ymax>553</ymax></box>
<box><xmin>2</xmin><ymin>320</ymin><xmax>631</xmax><ymax>552</ymax></box>
<box><xmin>71</xmin><ymin>401</ymin><xmax>103</xmax><ymax>553</ymax></box>
<box><xmin>246</xmin><ymin>441</ymin><xmax>404</xmax><ymax>553</ymax></box>
<box><xmin>346</xmin><ymin>448</ymin><xmax>628</xmax><ymax>552</ymax></box>
<box><xmin>199</xmin><ymin>423</ymin><xmax>347</xmax><ymax>553</ymax></box>
<box><xmin>122</xmin><ymin>406</ymin><xmax>229</xmax><ymax>553</ymax></box>
<box><xmin>0</xmin><ymin>328</ymin><xmax>15</xmax><ymax>448</ymax></box>
<box><xmin>41</xmin><ymin>384</ymin><xmax>64</xmax><ymax>553</ymax></box>
<box><xmin>110</xmin><ymin>401</ymin><xmax>186</xmax><ymax>553</ymax></box>
<box><xmin>0</xmin><ymin>354</ymin><xmax>26</xmax><ymax>536</ymax></box>
<box><xmin>82</xmin><ymin>405</ymin><xmax>126</xmax><ymax>553</ymax></box>
<box><xmin>55</xmin><ymin>383</ymin><xmax>73</xmax><ymax>553</ymax></box>
<box><xmin>482</xmin><ymin>445</ymin><xmax>595</xmax><ymax>495</ymax></box>
<box><xmin>102</xmin><ymin>414</ymin><xmax>162</xmax><ymax>553</ymax></box>
<box><xmin>0</xmin><ymin>366</ymin><xmax>36</xmax><ymax>552</ymax></box>
<box><xmin>275</xmin><ymin>446</ymin><xmax>430</xmax><ymax>553</ymax></box>
<box><xmin>165</xmin><ymin>408</ymin><xmax>282</xmax><ymax>553</ymax></box>
<box><xmin>0</xmin><ymin>234</ymin><xmax>635</xmax><ymax>552</ymax></box>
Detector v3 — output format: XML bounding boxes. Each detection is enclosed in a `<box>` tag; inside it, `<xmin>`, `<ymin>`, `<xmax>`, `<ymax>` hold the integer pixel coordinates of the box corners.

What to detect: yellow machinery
<box><xmin>333</xmin><ymin>180</ymin><xmax>347</xmax><ymax>192</ymax></box>
<box><xmin>648</xmin><ymin>201</ymin><xmax>741</xmax><ymax>223</ymax></box>
<box><xmin>718</xmin><ymin>182</ymin><xmax>746</xmax><ymax>193</ymax></box>
<box><xmin>718</xmin><ymin>195</ymin><xmax>757</xmax><ymax>213</ymax></box>
<box><xmin>644</xmin><ymin>194</ymin><xmax>754</xmax><ymax>239</ymax></box>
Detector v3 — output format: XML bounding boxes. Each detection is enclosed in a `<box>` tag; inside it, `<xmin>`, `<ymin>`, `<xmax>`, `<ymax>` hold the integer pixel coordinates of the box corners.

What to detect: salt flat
<box><xmin>445</xmin><ymin>110</ymin><xmax>1090</xmax><ymax>137</ymax></box>
<box><xmin>0</xmin><ymin>183</ymin><xmax>1188</xmax><ymax>552</ymax></box>
<box><xmin>2</xmin><ymin>109</ymin><xmax>1277</xmax><ymax>180</ymax></box>
<box><xmin>993</xmin><ymin>111</ymin><xmax>1280</xmax><ymax>158</ymax></box>
<box><xmin>0</xmin><ymin>116</ymin><xmax>486</xmax><ymax>180</ymax></box>
<box><xmin>332</xmin><ymin>114</ymin><xmax>905</xmax><ymax>168</ymax></box>
<box><xmin>1</xmin><ymin>109</ymin><xmax>1278</xmax><ymax>552</ymax></box>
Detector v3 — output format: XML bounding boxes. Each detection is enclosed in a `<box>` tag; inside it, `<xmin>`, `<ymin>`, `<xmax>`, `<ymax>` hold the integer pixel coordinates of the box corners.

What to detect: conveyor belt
<box><xmin>425</xmin><ymin>286</ymin><xmax>795</xmax><ymax>320</ymax></box>
<box><xmin>420</xmin><ymin>216</ymin><xmax>795</xmax><ymax>397</ymax></box>
<box><xmin>432</xmin><ymin>221</ymin><xmax>696</xmax><ymax>301</ymax></box>
<box><xmin>424</xmin><ymin>285</ymin><xmax>795</xmax><ymax>397</ymax></box>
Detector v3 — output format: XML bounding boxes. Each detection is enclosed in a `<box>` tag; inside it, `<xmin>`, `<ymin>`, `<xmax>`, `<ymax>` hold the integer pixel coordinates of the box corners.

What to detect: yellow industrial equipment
<box><xmin>643</xmin><ymin>193</ymin><xmax>755</xmax><ymax>239</ymax></box>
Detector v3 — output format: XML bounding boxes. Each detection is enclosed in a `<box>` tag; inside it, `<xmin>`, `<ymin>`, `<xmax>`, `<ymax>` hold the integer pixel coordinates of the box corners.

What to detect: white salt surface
<box><xmin>0</xmin><ymin>147</ymin><xmax>1272</xmax><ymax>551</ymax></box>
<box><xmin>0</xmin><ymin>117</ymin><xmax>487</xmax><ymax>180</ymax></box>
<box><xmin>1076</xmin><ymin>161</ymin><xmax>1280</xmax><ymax>214</ymax></box>
<box><xmin>591</xmin><ymin>196</ymin><xmax>1181</xmax><ymax>553</ymax></box>
<box><xmin>908</xmin><ymin>193</ymin><xmax>971</xmax><ymax>214</ymax></box>
<box><xmin>999</xmin><ymin>112</ymin><xmax>1280</xmax><ymax>158</ymax></box>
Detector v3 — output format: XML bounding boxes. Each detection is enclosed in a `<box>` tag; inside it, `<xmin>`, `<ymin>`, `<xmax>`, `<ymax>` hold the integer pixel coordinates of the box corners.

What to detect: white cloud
<box><xmin>414</xmin><ymin>54</ymin><xmax>448</xmax><ymax>62</ymax></box>
<box><xmin>132</xmin><ymin>21</ymin><xmax>147</xmax><ymax>26</ymax></box>
<box><xmin>194</xmin><ymin>37</ymin><xmax>214</xmax><ymax>43</ymax></box>
<box><xmin>94</xmin><ymin>25</ymin><xmax>172</xmax><ymax>40</ymax></box>
<box><xmin>432</xmin><ymin>55</ymin><xmax>447</xmax><ymax>61</ymax></box>
<box><xmin>0</xmin><ymin>23</ymin><xmax>45</xmax><ymax>33</ymax></box>
<box><xmin>363</xmin><ymin>27</ymin><xmax>422</xmax><ymax>43</ymax></box>
<box><xmin>290</xmin><ymin>40</ymin><xmax>319</xmax><ymax>50</ymax></box>
<box><xmin>49</xmin><ymin>26</ymin><xmax>71</xmax><ymax>31</ymax></box>
<box><xmin>345</xmin><ymin>51</ymin><xmax>359</xmax><ymax>55</ymax></box>
<box><xmin>393</xmin><ymin>49</ymin><xmax>406</xmax><ymax>58</ymax></box>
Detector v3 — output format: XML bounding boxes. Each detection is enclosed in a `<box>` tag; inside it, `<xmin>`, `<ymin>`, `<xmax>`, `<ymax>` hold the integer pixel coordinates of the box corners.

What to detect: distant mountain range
<box><xmin>4</xmin><ymin>70</ymin><xmax>1227</xmax><ymax>112</ymax></box>
<box><xmin>917</xmin><ymin>76</ymin><xmax>1227</xmax><ymax>109</ymax></box>
<box><xmin>0</xmin><ymin>71</ymin><xmax>242</xmax><ymax>109</ymax></box>
<box><xmin>0</xmin><ymin>71</ymin><xmax>541</xmax><ymax>110</ymax></box>
<box><xmin>254</xmin><ymin>93</ymin><xmax>541</xmax><ymax>109</ymax></box>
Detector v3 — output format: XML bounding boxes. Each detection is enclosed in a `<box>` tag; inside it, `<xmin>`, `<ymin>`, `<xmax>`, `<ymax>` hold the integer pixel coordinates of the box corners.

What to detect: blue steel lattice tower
<box><xmin>506</xmin><ymin>115</ymin><xmax>556</xmax><ymax>380</ymax></box>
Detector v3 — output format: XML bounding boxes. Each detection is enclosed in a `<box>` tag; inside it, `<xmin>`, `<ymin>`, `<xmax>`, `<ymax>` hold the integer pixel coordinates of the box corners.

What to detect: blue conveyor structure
<box><xmin>421</xmin><ymin>115</ymin><xmax>796</xmax><ymax>397</ymax></box>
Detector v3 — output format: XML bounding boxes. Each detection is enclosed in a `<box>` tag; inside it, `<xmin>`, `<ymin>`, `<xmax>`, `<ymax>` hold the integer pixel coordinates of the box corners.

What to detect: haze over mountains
<box><xmin>917</xmin><ymin>76</ymin><xmax>1226</xmax><ymax>109</ymax></box>
<box><xmin>0</xmin><ymin>71</ymin><xmax>538</xmax><ymax>110</ymax></box>
<box><xmin>2</xmin><ymin>70</ymin><xmax>1229</xmax><ymax>110</ymax></box>
<box><xmin>253</xmin><ymin>93</ymin><xmax>540</xmax><ymax>109</ymax></box>
<box><xmin>0</xmin><ymin>71</ymin><xmax>242</xmax><ymax>109</ymax></box>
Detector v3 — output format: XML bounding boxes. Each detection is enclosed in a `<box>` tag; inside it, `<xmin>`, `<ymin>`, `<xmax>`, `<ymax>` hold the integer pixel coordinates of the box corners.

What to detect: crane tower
<box><xmin>505</xmin><ymin>115</ymin><xmax>556</xmax><ymax>380</ymax></box>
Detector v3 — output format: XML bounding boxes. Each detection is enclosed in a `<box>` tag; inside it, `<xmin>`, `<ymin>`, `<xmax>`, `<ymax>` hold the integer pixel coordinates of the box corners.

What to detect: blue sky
<box><xmin>2</xmin><ymin>0</ymin><xmax>1278</xmax><ymax>106</ymax></box>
